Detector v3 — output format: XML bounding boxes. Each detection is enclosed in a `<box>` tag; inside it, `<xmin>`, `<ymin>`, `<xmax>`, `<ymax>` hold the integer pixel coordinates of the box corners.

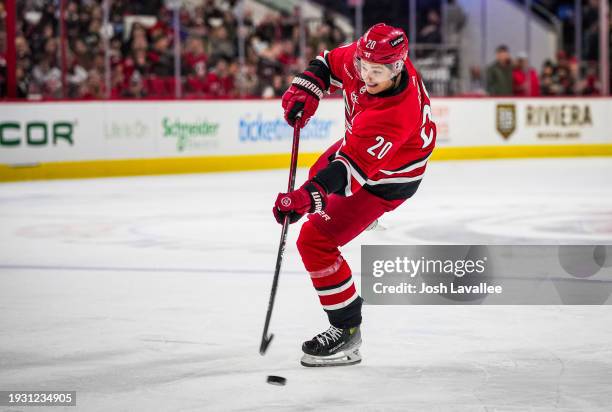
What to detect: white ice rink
<box><xmin>1</xmin><ymin>157</ymin><xmax>612</xmax><ymax>411</ymax></box>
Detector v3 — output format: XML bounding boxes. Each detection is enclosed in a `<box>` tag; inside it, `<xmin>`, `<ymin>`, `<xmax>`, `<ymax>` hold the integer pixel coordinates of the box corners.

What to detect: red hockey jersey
<box><xmin>320</xmin><ymin>42</ymin><xmax>436</xmax><ymax>200</ymax></box>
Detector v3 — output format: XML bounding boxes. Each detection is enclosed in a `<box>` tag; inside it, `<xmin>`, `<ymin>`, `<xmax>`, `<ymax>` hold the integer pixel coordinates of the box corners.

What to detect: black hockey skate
<box><xmin>300</xmin><ymin>325</ymin><xmax>362</xmax><ymax>367</ymax></box>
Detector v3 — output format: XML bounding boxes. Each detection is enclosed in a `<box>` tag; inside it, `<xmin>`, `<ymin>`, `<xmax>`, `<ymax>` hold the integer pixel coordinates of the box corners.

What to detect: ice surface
<box><xmin>1</xmin><ymin>158</ymin><xmax>612</xmax><ymax>411</ymax></box>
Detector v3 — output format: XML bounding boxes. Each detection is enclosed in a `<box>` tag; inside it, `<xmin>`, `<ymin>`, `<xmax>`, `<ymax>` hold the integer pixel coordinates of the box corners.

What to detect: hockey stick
<box><xmin>260</xmin><ymin>115</ymin><xmax>302</xmax><ymax>355</ymax></box>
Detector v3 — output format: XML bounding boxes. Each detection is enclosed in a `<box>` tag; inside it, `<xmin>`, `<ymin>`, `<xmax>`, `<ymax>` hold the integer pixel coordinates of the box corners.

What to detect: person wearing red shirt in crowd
<box><xmin>512</xmin><ymin>52</ymin><xmax>540</xmax><ymax>96</ymax></box>
<box><xmin>274</xmin><ymin>23</ymin><xmax>437</xmax><ymax>367</ymax></box>
<box><xmin>205</xmin><ymin>58</ymin><xmax>235</xmax><ymax>97</ymax></box>
<box><xmin>277</xmin><ymin>39</ymin><xmax>298</xmax><ymax>67</ymax></box>
<box><xmin>183</xmin><ymin>37</ymin><xmax>209</xmax><ymax>97</ymax></box>
<box><xmin>183</xmin><ymin>37</ymin><xmax>208</xmax><ymax>75</ymax></box>
<box><xmin>185</xmin><ymin>61</ymin><xmax>209</xmax><ymax>97</ymax></box>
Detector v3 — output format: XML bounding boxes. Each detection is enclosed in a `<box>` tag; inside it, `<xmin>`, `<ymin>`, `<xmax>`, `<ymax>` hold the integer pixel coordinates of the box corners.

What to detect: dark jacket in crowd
<box><xmin>486</xmin><ymin>62</ymin><xmax>513</xmax><ymax>95</ymax></box>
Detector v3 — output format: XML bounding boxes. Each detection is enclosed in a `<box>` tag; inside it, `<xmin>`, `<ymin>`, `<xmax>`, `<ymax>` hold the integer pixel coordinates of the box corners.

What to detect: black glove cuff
<box><xmin>305</xmin><ymin>58</ymin><xmax>331</xmax><ymax>90</ymax></box>
<box><xmin>303</xmin><ymin>182</ymin><xmax>326</xmax><ymax>213</ymax></box>
<box><xmin>293</xmin><ymin>74</ymin><xmax>324</xmax><ymax>100</ymax></box>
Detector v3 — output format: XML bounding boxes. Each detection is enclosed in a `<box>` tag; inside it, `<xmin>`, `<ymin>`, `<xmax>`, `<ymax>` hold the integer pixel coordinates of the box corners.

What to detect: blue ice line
<box><xmin>0</xmin><ymin>264</ymin><xmax>312</xmax><ymax>276</ymax></box>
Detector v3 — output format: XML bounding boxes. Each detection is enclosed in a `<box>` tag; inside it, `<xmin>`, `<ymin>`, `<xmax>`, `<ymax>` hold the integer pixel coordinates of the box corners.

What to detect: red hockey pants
<box><xmin>296</xmin><ymin>140</ymin><xmax>405</xmax><ymax>328</ymax></box>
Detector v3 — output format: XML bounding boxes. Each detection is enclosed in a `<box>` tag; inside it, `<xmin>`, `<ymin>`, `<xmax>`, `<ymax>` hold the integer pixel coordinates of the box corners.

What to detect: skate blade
<box><xmin>300</xmin><ymin>349</ymin><xmax>362</xmax><ymax>367</ymax></box>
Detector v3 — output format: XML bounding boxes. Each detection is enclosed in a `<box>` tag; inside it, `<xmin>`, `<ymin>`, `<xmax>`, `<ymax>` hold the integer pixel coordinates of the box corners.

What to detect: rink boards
<box><xmin>1</xmin><ymin>97</ymin><xmax>611</xmax><ymax>181</ymax></box>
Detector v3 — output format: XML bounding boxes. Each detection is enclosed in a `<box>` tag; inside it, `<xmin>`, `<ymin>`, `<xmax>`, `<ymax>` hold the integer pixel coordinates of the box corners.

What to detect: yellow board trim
<box><xmin>1</xmin><ymin>144</ymin><xmax>612</xmax><ymax>182</ymax></box>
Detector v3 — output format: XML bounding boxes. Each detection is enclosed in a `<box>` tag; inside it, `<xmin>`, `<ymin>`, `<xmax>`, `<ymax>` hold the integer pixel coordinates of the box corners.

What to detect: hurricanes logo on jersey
<box><xmin>281</xmin><ymin>197</ymin><xmax>292</xmax><ymax>207</ymax></box>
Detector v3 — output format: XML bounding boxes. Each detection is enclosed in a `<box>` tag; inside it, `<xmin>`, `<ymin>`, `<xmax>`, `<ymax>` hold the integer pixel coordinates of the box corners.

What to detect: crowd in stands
<box><xmin>485</xmin><ymin>0</ymin><xmax>609</xmax><ymax>96</ymax></box>
<box><xmin>0</xmin><ymin>0</ymin><xmax>347</xmax><ymax>99</ymax></box>
<box><xmin>544</xmin><ymin>0</ymin><xmax>606</xmax><ymax>61</ymax></box>
<box><xmin>0</xmin><ymin>0</ymin><xmax>609</xmax><ymax>99</ymax></box>
<box><xmin>484</xmin><ymin>43</ymin><xmax>603</xmax><ymax>96</ymax></box>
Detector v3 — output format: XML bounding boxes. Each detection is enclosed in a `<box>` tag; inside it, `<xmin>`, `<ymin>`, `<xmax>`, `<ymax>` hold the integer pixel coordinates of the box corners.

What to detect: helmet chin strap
<box><xmin>384</xmin><ymin>61</ymin><xmax>404</xmax><ymax>90</ymax></box>
<box><xmin>383</xmin><ymin>71</ymin><xmax>402</xmax><ymax>91</ymax></box>
<box><xmin>392</xmin><ymin>73</ymin><xmax>402</xmax><ymax>88</ymax></box>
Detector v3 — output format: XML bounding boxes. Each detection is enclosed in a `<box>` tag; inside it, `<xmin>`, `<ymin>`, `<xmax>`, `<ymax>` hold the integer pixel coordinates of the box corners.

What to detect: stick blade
<box><xmin>259</xmin><ymin>333</ymin><xmax>274</xmax><ymax>355</ymax></box>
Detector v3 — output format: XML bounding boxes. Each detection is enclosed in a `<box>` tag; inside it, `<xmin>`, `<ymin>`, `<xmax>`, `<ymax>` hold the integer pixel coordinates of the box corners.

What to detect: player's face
<box><xmin>356</xmin><ymin>58</ymin><xmax>395</xmax><ymax>94</ymax></box>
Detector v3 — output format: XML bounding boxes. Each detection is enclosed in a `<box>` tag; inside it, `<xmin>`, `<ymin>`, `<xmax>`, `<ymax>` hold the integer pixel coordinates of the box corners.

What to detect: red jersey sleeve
<box><xmin>318</xmin><ymin>42</ymin><xmax>357</xmax><ymax>94</ymax></box>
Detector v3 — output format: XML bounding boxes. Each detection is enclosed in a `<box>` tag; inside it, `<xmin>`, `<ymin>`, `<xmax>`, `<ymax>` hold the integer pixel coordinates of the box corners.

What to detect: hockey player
<box><xmin>273</xmin><ymin>23</ymin><xmax>437</xmax><ymax>367</ymax></box>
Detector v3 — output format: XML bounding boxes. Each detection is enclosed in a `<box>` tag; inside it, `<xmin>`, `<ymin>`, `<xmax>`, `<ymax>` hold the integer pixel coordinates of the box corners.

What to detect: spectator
<box><xmin>31</xmin><ymin>57</ymin><xmax>62</xmax><ymax>98</ymax></box>
<box><xmin>110</xmin><ymin>64</ymin><xmax>125</xmax><ymax>98</ymax></box>
<box><xmin>256</xmin><ymin>42</ymin><xmax>283</xmax><ymax>83</ymax></box>
<box><xmin>277</xmin><ymin>39</ymin><xmax>297</xmax><ymax>68</ymax></box>
<box><xmin>540</xmin><ymin>60</ymin><xmax>556</xmax><ymax>95</ymax></box>
<box><xmin>3</xmin><ymin>0</ymin><xmax>341</xmax><ymax>100</ymax></box>
<box><xmin>123</xmin><ymin>48</ymin><xmax>150</xmax><ymax>86</ymax></box>
<box><xmin>442</xmin><ymin>0</ymin><xmax>466</xmax><ymax>47</ymax></box>
<box><xmin>15</xmin><ymin>35</ymin><xmax>33</xmax><ymax>73</ymax></box>
<box><xmin>205</xmin><ymin>58</ymin><xmax>234</xmax><ymax>97</ymax></box>
<box><xmin>83</xmin><ymin>18</ymin><xmax>102</xmax><ymax>51</ymax></box>
<box><xmin>0</xmin><ymin>1</ymin><xmax>6</xmax><ymax>24</ymax></box>
<box><xmin>183</xmin><ymin>36</ymin><xmax>207</xmax><ymax>76</ymax></box>
<box><xmin>42</xmin><ymin>38</ymin><xmax>59</xmax><ymax>65</ymax></box>
<box><xmin>512</xmin><ymin>52</ymin><xmax>540</xmax><ymax>96</ymax></box>
<box><xmin>208</xmin><ymin>25</ymin><xmax>235</xmax><ymax>61</ymax></box>
<box><xmin>555</xmin><ymin>64</ymin><xmax>575</xmax><ymax>95</ymax></box>
<box><xmin>80</xmin><ymin>69</ymin><xmax>104</xmax><ymax>99</ymax></box>
<box><xmin>468</xmin><ymin>66</ymin><xmax>486</xmax><ymax>95</ymax></box>
<box><xmin>148</xmin><ymin>7</ymin><xmax>173</xmax><ymax>41</ymax></box>
<box><xmin>66</xmin><ymin>58</ymin><xmax>88</xmax><ymax>97</ymax></box>
<box><xmin>234</xmin><ymin>63</ymin><xmax>259</xmax><ymax>97</ymax></box>
<box><xmin>109</xmin><ymin>37</ymin><xmax>124</xmax><ymax>67</ymax></box>
<box><xmin>486</xmin><ymin>45</ymin><xmax>513</xmax><ymax>96</ymax></box>
<box><xmin>555</xmin><ymin>50</ymin><xmax>575</xmax><ymax>95</ymax></box>
<box><xmin>123</xmin><ymin>71</ymin><xmax>147</xmax><ymax>98</ymax></box>
<box><xmin>72</xmin><ymin>38</ymin><xmax>92</xmax><ymax>70</ymax></box>
<box><xmin>123</xmin><ymin>23</ymin><xmax>148</xmax><ymax>57</ymax></box>
<box><xmin>255</xmin><ymin>13</ymin><xmax>279</xmax><ymax>45</ymax></box>
<box><xmin>261</xmin><ymin>73</ymin><xmax>286</xmax><ymax>98</ymax></box>
<box><xmin>148</xmin><ymin>34</ymin><xmax>173</xmax><ymax>77</ymax></box>
<box><xmin>15</xmin><ymin>65</ymin><xmax>29</xmax><ymax>98</ymax></box>
<box><xmin>109</xmin><ymin>1</ymin><xmax>126</xmax><ymax>40</ymax></box>
<box><xmin>418</xmin><ymin>8</ymin><xmax>442</xmax><ymax>44</ymax></box>
<box><xmin>580</xmin><ymin>62</ymin><xmax>601</xmax><ymax>95</ymax></box>
<box><xmin>539</xmin><ymin>51</ymin><xmax>578</xmax><ymax>96</ymax></box>
<box><xmin>28</xmin><ymin>22</ymin><xmax>54</xmax><ymax>63</ymax></box>
<box><xmin>185</xmin><ymin>59</ymin><xmax>209</xmax><ymax>97</ymax></box>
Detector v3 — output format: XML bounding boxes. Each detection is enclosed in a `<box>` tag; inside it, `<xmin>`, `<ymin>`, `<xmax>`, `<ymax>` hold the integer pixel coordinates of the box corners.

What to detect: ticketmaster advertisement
<box><xmin>0</xmin><ymin>100</ymin><xmax>344</xmax><ymax>164</ymax></box>
<box><xmin>362</xmin><ymin>245</ymin><xmax>612</xmax><ymax>305</ymax></box>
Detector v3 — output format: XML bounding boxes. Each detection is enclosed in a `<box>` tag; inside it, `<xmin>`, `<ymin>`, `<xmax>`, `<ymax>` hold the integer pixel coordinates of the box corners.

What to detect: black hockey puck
<box><xmin>266</xmin><ymin>375</ymin><xmax>286</xmax><ymax>386</ymax></box>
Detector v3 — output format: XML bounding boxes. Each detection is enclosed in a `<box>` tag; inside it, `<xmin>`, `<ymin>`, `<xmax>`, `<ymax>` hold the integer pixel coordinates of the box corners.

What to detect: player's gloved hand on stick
<box><xmin>273</xmin><ymin>180</ymin><xmax>327</xmax><ymax>224</ymax></box>
<box><xmin>282</xmin><ymin>70</ymin><xmax>326</xmax><ymax>127</ymax></box>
